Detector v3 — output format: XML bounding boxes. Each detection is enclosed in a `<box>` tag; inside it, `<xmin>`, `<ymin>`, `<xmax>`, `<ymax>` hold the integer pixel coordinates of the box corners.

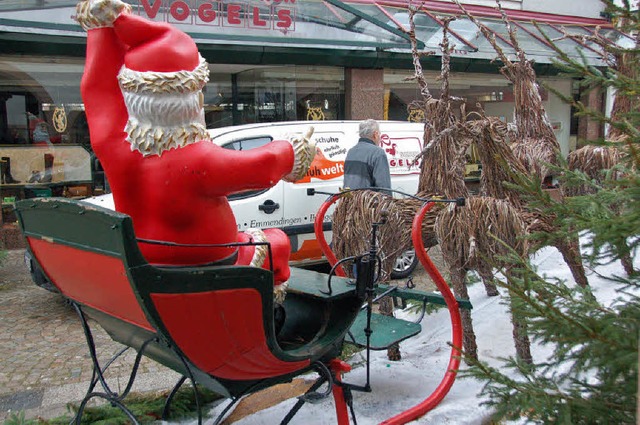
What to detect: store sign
<box><xmin>134</xmin><ymin>0</ymin><xmax>296</xmax><ymax>31</ymax></box>
<box><xmin>379</xmin><ymin>134</ymin><xmax>422</xmax><ymax>174</ymax></box>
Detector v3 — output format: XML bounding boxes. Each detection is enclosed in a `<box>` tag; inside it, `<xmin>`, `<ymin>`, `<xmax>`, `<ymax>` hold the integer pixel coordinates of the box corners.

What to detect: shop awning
<box><xmin>0</xmin><ymin>0</ymin><xmax>633</xmax><ymax>66</ymax></box>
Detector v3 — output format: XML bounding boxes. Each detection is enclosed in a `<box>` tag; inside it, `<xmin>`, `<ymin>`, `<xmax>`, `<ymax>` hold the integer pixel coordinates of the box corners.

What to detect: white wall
<box><xmin>543</xmin><ymin>78</ymin><xmax>572</xmax><ymax>157</ymax></box>
<box><xmin>437</xmin><ymin>0</ymin><xmax>606</xmax><ymax>19</ymax></box>
<box><xmin>521</xmin><ymin>0</ymin><xmax>604</xmax><ymax>18</ymax></box>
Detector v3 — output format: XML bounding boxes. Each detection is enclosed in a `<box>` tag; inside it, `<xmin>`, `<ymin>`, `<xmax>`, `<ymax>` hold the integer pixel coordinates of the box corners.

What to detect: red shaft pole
<box><xmin>330</xmin><ymin>359</ymin><xmax>353</xmax><ymax>425</ymax></box>
<box><xmin>314</xmin><ymin>195</ymin><xmax>346</xmax><ymax>277</ymax></box>
<box><xmin>314</xmin><ymin>197</ymin><xmax>463</xmax><ymax>424</ymax></box>
<box><xmin>381</xmin><ymin>201</ymin><xmax>464</xmax><ymax>424</ymax></box>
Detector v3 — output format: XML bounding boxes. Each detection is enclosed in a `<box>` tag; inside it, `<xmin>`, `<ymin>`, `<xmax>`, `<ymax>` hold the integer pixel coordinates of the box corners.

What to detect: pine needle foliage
<box><xmin>460</xmin><ymin>1</ymin><xmax>639</xmax><ymax>423</ymax></box>
<box><xmin>461</xmin><ymin>248</ymin><xmax>639</xmax><ymax>424</ymax></box>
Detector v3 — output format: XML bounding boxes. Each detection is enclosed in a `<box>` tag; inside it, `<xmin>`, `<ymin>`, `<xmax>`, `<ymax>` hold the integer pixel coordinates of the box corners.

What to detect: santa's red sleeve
<box><xmin>80</xmin><ymin>28</ymin><xmax>129</xmax><ymax>160</ymax></box>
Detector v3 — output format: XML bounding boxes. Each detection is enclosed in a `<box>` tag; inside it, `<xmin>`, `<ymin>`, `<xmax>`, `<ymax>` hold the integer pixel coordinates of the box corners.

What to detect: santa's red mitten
<box><xmin>75</xmin><ymin>0</ymin><xmax>131</xmax><ymax>30</ymax></box>
<box><xmin>284</xmin><ymin>127</ymin><xmax>316</xmax><ymax>182</ymax></box>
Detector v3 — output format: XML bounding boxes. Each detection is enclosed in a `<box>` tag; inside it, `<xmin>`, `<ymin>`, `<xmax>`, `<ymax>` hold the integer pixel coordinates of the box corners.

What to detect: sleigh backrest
<box><xmin>17</xmin><ymin>197</ymin><xmax>153</xmax><ymax>330</ymax></box>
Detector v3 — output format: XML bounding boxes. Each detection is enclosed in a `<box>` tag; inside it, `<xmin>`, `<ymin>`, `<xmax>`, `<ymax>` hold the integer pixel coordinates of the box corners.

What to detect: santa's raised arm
<box><xmin>75</xmin><ymin>0</ymin><xmax>315</xmax><ymax>301</ymax></box>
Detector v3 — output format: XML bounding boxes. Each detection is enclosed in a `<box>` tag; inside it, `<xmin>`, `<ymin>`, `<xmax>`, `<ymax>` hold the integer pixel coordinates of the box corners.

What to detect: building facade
<box><xmin>0</xmin><ymin>0</ymin><xmax>629</xmax><ymax>245</ymax></box>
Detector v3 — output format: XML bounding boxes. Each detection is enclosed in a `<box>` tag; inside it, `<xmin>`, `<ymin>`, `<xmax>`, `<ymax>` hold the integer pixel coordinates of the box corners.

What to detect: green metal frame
<box><xmin>376</xmin><ymin>283</ymin><xmax>473</xmax><ymax>310</ymax></box>
<box><xmin>0</xmin><ymin>31</ymin><xmax>560</xmax><ymax>75</ymax></box>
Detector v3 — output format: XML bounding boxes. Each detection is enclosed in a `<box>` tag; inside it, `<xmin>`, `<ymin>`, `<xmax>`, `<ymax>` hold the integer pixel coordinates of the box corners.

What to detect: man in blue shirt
<box><xmin>343</xmin><ymin>119</ymin><xmax>391</xmax><ymax>192</ymax></box>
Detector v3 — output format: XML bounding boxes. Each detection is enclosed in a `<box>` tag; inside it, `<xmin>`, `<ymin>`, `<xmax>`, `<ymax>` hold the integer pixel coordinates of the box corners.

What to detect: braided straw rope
<box><xmin>246</xmin><ymin>228</ymin><xmax>268</xmax><ymax>268</ymax></box>
<box><xmin>75</xmin><ymin>0</ymin><xmax>131</xmax><ymax>30</ymax></box>
<box><xmin>245</xmin><ymin>228</ymin><xmax>288</xmax><ymax>303</ymax></box>
<box><xmin>284</xmin><ymin>127</ymin><xmax>316</xmax><ymax>182</ymax></box>
<box><xmin>273</xmin><ymin>281</ymin><xmax>288</xmax><ymax>305</ymax></box>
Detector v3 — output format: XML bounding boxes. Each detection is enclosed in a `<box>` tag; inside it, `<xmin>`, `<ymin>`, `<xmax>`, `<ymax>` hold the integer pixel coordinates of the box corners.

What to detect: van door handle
<box><xmin>258</xmin><ymin>200</ymin><xmax>280</xmax><ymax>214</ymax></box>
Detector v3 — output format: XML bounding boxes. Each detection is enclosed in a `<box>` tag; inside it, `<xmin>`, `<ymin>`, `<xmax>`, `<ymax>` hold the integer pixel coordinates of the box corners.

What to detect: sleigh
<box><xmin>16</xmin><ymin>195</ymin><xmax>469</xmax><ymax>424</ymax></box>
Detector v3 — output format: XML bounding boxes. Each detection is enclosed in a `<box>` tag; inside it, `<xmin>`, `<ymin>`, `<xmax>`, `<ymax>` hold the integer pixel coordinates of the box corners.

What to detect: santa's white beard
<box><xmin>122</xmin><ymin>90</ymin><xmax>210</xmax><ymax>156</ymax></box>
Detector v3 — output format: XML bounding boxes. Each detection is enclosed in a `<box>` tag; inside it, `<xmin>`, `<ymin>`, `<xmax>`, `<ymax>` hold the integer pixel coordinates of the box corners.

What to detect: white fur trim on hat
<box><xmin>118</xmin><ymin>55</ymin><xmax>209</xmax><ymax>95</ymax></box>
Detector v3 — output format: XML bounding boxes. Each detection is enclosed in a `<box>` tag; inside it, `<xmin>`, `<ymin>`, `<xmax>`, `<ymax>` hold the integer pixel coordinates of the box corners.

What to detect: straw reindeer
<box><xmin>334</xmin><ymin>13</ymin><xmax>536</xmax><ymax>363</ymax></box>
<box><xmin>401</xmin><ymin>10</ymin><xmax>535</xmax><ymax>362</ymax></box>
<box><xmin>456</xmin><ymin>0</ymin><xmax>590</xmax><ymax>289</ymax></box>
<box><xmin>561</xmin><ymin>26</ymin><xmax>638</xmax><ymax>276</ymax></box>
<box><xmin>331</xmin><ymin>14</ymin><xmax>465</xmax><ymax>361</ymax></box>
<box><xmin>433</xmin><ymin>114</ymin><xmax>534</xmax><ymax>362</ymax></box>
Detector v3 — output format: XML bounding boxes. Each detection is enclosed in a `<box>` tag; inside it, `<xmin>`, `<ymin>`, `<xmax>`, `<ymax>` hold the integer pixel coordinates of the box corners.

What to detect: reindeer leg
<box><xmin>555</xmin><ymin>236</ymin><xmax>589</xmax><ymax>288</ymax></box>
<box><xmin>621</xmin><ymin>251</ymin><xmax>635</xmax><ymax>277</ymax></box>
<box><xmin>378</xmin><ymin>296</ymin><xmax>402</xmax><ymax>361</ymax></box>
<box><xmin>614</xmin><ymin>238</ymin><xmax>636</xmax><ymax>277</ymax></box>
<box><xmin>506</xmin><ymin>269</ymin><xmax>532</xmax><ymax>364</ymax></box>
<box><xmin>478</xmin><ymin>264</ymin><xmax>499</xmax><ymax>297</ymax></box>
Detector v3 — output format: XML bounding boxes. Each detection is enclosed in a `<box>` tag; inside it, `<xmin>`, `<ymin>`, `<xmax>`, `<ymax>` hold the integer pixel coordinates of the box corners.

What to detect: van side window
<box><xmin>223</xmin><ymin>136</ymin><xmax>272</xmax><ymax>152</ymax></box>
<box><xmin>223</xmin><ymin>136</ymin><xmax>273</xmax><ymax>200</ymax></box>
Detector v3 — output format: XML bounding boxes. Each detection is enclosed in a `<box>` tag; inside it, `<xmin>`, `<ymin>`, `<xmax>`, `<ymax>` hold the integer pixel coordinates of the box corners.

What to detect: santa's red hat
<box><xmin>76</xmin><ymin>0</ymin><xmax>210</xmax><ymax>156</ymax></box>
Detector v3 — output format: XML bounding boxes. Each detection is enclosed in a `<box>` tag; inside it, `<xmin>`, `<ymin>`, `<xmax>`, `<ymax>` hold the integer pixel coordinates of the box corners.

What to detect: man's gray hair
<box><xmin>359</xmin><ymin>119</ymin><xmax>379</xmax><ymax>139</ymax></box>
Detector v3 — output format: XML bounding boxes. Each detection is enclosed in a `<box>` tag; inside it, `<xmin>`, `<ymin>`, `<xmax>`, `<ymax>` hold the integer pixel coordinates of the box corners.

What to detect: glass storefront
<box><xmin>0</xmin><ymin>55</ymin><xmax>94</xmax><ymax>207</ymax></box>
<box><xmin>0</xmin><ymin>55</ymin><xmax>346</xmax><ymax>201</ymax></box>
<box><xmin>1</xmin><ymin>49</ymin><xmax>575</xmax><ymax>200</ymax></box>
<box><xmin>235</xmin><ymin>66</ymin><xmax>344</xmax><ymax>124</ymax></box>
<box><xmin>199</xmin><ymin>65</ymin><xmax>345</xmax><ymax>128</ymax></box>
<box><xmin>0</xmin><ymin>56</ymin><xmax>87</xmax><ymax>147</ymax></box>
<box><xmin>384</xmin><ymin>69</ymin><xmax>515</xmax><ymax>122</ymax></box>
<box><xmin>0</xmin><ymin>0</ymin><xmax>622</xmax><ymax>213</ymax></box>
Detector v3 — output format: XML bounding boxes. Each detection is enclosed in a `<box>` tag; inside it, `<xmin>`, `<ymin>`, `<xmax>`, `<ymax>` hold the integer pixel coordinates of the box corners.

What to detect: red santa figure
<box><xmin>75</xmin><ymin>0</ymin><xmax>315</xmax><ymax>303</ymax></box>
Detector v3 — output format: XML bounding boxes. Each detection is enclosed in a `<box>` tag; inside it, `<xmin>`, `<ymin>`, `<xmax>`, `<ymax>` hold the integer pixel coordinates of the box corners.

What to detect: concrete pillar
<box><xmin>344</xmin><ymin>68</ymin><xmax>384</xmax><ymax>120</ymax></box>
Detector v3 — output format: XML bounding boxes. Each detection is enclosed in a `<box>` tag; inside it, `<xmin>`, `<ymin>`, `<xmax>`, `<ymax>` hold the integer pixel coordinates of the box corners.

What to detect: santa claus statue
<box><xmin>75</xmin><ymin>0</ymin><xmax>315</xmax><ymax>303</ymax></box>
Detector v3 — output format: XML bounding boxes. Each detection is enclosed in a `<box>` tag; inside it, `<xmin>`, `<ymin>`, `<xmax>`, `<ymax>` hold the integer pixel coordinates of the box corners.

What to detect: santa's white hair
<box><xmin>118</xmin><ymin>55</ymin><xmax>211</xmax><ymax>156</ymax></box>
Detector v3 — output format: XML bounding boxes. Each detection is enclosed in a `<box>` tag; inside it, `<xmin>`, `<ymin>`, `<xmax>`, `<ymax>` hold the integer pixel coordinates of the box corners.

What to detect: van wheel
<box><xmin>391</xmin><ymin>250</ymin><xmax>418</xmax><ymax>279</ymax></box>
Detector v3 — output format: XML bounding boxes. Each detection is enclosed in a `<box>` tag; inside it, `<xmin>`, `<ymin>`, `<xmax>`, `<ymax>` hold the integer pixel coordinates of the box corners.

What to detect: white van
<box><xmin>85</xmin><ymin>120</ymin><xmax>425</xmax><ymax>277</ymax></box>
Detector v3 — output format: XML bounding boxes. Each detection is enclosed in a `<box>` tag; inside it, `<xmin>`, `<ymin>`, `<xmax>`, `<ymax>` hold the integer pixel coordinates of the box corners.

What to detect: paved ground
<box><xmin>0</xmin><ymin>247</ymin><xmax>443</xmax><ymax>422</ymax></box>
<box><xmin>0</xmin><ymin>249</ymin><xmax>185</xmax><ymax>421</ymax></box>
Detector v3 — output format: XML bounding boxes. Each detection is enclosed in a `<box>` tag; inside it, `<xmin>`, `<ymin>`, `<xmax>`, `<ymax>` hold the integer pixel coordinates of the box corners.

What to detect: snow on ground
<box><xmin>182</xmin><ymin>239</ymin><xmax>638</xmax><ymax>425</ymax></box>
